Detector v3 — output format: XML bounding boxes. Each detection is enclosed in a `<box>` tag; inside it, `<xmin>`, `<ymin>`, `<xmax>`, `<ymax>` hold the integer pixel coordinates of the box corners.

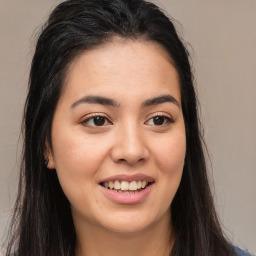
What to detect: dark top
<box><xmin>10</xmin><ymin>245</ymin><xmax>254</xmax><ymax>256</ymax></box>
<box><xmin>234</xmin><ymin>245</ymin><xmax>254</xmax><ymax>256</ymax></box>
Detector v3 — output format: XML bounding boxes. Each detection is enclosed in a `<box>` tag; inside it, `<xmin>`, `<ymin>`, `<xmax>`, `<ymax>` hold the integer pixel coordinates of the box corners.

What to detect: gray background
<box><xmin>0</xmin><ymin>0</ymin><xmax>255</xmax><ymax>254</ymax></box>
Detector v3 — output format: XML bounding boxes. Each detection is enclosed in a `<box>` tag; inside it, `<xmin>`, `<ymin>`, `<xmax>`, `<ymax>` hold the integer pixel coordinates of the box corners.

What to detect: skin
<box><xmin>47</xmin><ymin>39</ymin><xmax>186</xmax><ymax>256</ymax></box>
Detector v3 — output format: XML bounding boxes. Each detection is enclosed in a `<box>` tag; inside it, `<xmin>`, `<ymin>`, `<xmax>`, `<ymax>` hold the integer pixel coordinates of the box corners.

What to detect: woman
<box><xmin>5</xmin><ymin>0</ymin><xmax>252</xmax><ymax>255</ymax></box>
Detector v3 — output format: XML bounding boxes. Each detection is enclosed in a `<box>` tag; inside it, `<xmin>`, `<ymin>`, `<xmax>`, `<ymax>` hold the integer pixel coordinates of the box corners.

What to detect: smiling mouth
<box><xmin>99</xmin><ymin>180</ymin><xmax>154</xmax><ymax>194</ymax></box>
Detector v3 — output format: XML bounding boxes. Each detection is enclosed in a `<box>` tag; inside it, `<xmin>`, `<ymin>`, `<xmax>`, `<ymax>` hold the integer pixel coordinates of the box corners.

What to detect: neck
<box><xmin>74</xmin><ymin>211</ymin><xmax>174</xmax><ymax>256</ymax></box>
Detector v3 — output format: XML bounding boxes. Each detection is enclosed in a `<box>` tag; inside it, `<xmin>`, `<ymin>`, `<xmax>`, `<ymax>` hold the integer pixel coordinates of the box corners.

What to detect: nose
<box><xmin>110</xmin><ymin>123</ymin><xmax>149</xmax><ymax>165</ymax></box>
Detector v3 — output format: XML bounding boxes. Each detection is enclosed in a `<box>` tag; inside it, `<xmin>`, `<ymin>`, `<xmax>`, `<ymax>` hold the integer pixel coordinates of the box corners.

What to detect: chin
<box><xmin>103</xmin><ymin>222</ymin><xmax>150</xmax><ymax>235</ymax></box>
<box><xmin>97</xmin><ymin>210</ymin><xmax>161</xmax><ymax>235</ymax></box>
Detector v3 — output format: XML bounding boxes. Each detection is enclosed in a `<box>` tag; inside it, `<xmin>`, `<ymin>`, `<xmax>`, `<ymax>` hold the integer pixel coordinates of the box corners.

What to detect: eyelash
<box><xmin>81</xmin><ymin>114</ymin><xmax>112</xmax><ymax>127</ymax></box>
<box><xmin>145</xmin><ymin>113</ymin><xmax>174</xmax><ymax>126</ymax></box>
<box><xmin>81</xmin><ymin>113</ymin><xmax>174</xmax><ymax>127</ymax></box>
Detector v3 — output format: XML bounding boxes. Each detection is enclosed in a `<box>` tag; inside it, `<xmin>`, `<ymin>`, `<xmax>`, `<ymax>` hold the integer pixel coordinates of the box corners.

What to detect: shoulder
<box><xmin>233</xmin><ymin>245</ymin><xmax>254</xmax><ymax>256</ymax></box>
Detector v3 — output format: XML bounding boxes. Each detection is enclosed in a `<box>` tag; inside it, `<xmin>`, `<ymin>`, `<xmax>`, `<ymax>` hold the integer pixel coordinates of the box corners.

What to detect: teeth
<box><xmin>118</xmin><ymin>190</ymin><xmax>140</xmax><ymax>194</ymax></box>
<box><xmin>137</xmin><ymin>181</ymin><xmax>142</xmax><ymax>189</ymax></box>
<box><xmin>109</xmin><ymin>181</ymin><xmax>114</xmax><ymax>189</ymax></box>
<box><xmin>129</xmin><ymin>181</ymin><xmax>138</xmax><ymax>191</ymax></box>
<box><xmin>121</xmin><ymin>181</ymin><xmax>129</xmax><ymax>190</ymax></box>
<box><xmin>103</xmin><ymin>180</ymin><xmax>150</xmax><ymax>191</ymax></box>
<box><xmin>114</xmin><ymin>180</ymin><xmax>121</xmax><ymax>190</ymax></box>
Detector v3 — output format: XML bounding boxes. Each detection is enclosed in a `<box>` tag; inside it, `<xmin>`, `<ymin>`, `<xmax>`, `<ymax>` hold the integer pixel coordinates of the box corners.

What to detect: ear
<box><xmin>45</xmin><ymin>141</ymin><xmax>55</xmax><ymax>169</ymax></box>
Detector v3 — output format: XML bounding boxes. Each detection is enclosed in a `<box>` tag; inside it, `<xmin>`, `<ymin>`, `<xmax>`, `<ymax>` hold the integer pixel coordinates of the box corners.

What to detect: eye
<box><xmin>145</xmin><ymin>115</ymin><xmax>174</xmax><ymax>126</ymax></box>
<box><xmin>81</xmin><ymin>115</ymin><xmax>112</xmax><ymax>127</ymax></box>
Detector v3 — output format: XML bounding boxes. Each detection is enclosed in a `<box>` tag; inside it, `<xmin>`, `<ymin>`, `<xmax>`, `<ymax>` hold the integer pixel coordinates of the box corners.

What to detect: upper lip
<box><xmin>99</xmin><ymin>173</ymin><xmax>155</xmax><ymax>183</ymax></box>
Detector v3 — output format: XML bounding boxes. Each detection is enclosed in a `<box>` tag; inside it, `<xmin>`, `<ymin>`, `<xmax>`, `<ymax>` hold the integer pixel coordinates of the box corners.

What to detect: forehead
<box><xmin>61</xmin><ymin>39</ymin><xmax>181</xmax><ymax>105</ymax></box>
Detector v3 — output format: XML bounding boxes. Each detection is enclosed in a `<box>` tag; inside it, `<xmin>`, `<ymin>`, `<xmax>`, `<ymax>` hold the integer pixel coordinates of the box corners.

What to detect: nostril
<box><xmin>110</xmin><ymin>140</ymin><xmax>149</xmax><ymax>165</ymax></box>
<box><xmin>117</xmin><ymin>157</ymin><xmax>145</xmax><ymax>165</ymax></box>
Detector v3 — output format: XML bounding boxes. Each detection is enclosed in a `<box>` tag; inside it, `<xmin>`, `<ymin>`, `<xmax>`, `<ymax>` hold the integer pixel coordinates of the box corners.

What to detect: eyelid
<box><xmin>145</xmin><ymin>112</ymin><xmax>174</xmax><ymax>125</ymax></box>
<box><xmin>80</xmin><ymin>112</ymin><xmax>174</xmax><ymax>127</ymax></box>
<box><xmin>80</xmin><ymin>113</ymin><xmax>112</xmax><ymax>127</ymax></box>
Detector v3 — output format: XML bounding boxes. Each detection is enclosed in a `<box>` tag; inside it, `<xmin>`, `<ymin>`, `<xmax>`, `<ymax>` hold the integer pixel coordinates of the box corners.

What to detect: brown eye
<box><xmin>146</xmin><ymin>115</ymin><xmax>174</xmax><ymax>126</ymax></box>
<box><xmin>93</xmin><ymin>116</ymin><xmax>106</xmax><ymax>126</ymax></box>
<box><xmin>82</xmin><ymin>115</ymin><xmax>111</xmax><ymax>127</ymax></box>
<box><xmin>153</xmin><ymin>116</ymin><xmax>165</xmax><ymax>125</ymax></box>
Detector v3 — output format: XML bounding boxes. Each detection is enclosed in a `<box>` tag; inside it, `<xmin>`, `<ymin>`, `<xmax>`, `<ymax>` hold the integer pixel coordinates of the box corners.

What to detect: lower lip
<box><xmin>99</xmin><ymin>184</ymin><xmax>153</xmax><ymax>204</ymax></box>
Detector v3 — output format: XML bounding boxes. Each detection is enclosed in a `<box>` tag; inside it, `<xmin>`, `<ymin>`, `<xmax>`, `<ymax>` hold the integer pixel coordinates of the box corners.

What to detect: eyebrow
<box><xmin>71</xmin><ymin>95</ymin><xmax>120</xmax><ymax>108</ymax></box>
<box><xmin>142</xmin><ymin>95</ymin><xmax>180</xmax><ymax>108</ymax></box>
<box><xmin>71</xmin><ymin>94</ymin><xmax>180</xmax><ymax>109</ymax></box>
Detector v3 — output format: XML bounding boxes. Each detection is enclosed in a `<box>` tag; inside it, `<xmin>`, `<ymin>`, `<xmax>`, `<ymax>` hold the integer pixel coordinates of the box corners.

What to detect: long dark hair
<box><xmin>6</xmin><ymin>0</ymin><xmax>235</xmax><ymax>255</ymax></box>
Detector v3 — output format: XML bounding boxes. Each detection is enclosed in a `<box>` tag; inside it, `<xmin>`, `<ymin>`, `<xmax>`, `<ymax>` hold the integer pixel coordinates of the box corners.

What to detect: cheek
<box><xmin>151</xmin><ymin>129</ymin><xmax>186</xmax><ymax>202</ymax></box>
<box><xmin>53</xmin><ymin>138</ymin><xmax>94</xmax><ymax>176</ymax></box>
<box><xmin>154</xmin><ymin>130</ymin><xmax>186</xmax><ymax>173</ymax></box>
<box><xmin>52</xmin><ymin>129</ymin><xmax>110</xmax><ymax>173</ymax></box>
<box><xmin>51</xmin><ymin>131</ymin><xmax>110</xmax><ymax>204</ymax></box>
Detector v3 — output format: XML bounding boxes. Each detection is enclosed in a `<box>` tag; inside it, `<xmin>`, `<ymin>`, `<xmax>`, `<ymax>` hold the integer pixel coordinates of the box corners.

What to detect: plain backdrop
<box><xmin>0</xmin><ymin>0</ymin><xmax>255</xmax><ymax>254</ymax></box>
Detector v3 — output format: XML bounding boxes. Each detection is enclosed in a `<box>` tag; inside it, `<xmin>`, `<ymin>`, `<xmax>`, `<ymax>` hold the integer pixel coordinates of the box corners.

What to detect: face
<box><xmin>47</xmin><ymin>39</ymin><xmax>186</xmax><ymax>234</ymax></box>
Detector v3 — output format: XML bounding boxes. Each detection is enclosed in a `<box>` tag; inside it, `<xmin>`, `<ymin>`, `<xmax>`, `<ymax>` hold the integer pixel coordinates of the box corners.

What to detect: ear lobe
<box><xmin>46</xmin><ymin>154</ymin><xmax>55</xmax><ymax>169</ymax></box>
<box><xmin>45</xmin><ymin>142</ymin><xmax>55</xmax><ymax>169</ymax></box>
